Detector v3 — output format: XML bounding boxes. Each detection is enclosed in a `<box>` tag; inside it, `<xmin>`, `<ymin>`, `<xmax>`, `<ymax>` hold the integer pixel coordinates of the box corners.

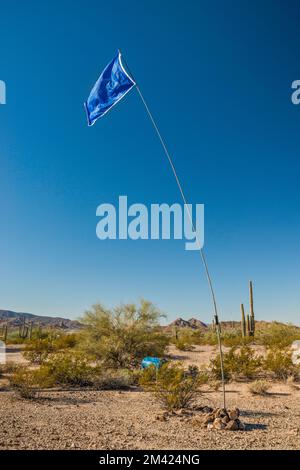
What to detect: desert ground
<box><xmin>0</xmin><ymin>344</ymin><xmax>299</xmax><ymax>450</ymax></box>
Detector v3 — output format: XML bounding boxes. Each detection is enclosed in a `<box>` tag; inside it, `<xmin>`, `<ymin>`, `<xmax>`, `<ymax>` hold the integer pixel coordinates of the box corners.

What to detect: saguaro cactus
<box><xmin>37</xmin><ymin>322</ymin><xmax>42</xmax><ymax>339</ymax></box>
<box><xmin>28</xmin><ymin>322</ymin><xmax>33</xmax><ymax>340</ymax></box>
<box><xmin>0</xmin><ymin>324</ymin><xmax>8</xmax><ymax>342</ymax></box>
<box><xmin>246</xmin><ymin>314</ymin><xmax>251</xmax><ymax>336</ymax></box>
<box><xmin>19</xmin><ymin>317</ymin><xmax>29</xmax><ymax>339</ymax></box>
<box><xmin>240</xmin><ymin>304</ymin><xmax>246</xmax><ymax>338</ymax></box>
<box><xmin>173</xmin><ymin>326</ymin><xmax>178</xmax><ymax>341</ymax></box>
<box><xmin>249</xmin><ymin>280</ymin><xmax>255</xmax><ymax>337</ymax></box>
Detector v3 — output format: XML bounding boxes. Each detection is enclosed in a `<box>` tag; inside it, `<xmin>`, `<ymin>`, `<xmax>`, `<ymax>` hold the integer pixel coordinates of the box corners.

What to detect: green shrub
<box><xmin>171</xmin><ymin>329</ymin><xmax>198</xmax><ymax>351</ymax></box>
<box><xmin>208</xmin><ymin>379</ymin><xmax>221</xmax><ymax>391</ymax></box>
<box><xmin>198</xmin><ymin>330</ymin><xmax>218</xmax><ymax>346</ymax></box>
<box><xmin>93</xmin><ymin>369</ymin><xmax>132</xmax><ymax>390</ymax></box>
<box><xmin>10</xmin><ymin>368</ymin><xmax>39</xmax><ymax>399</ymax></box>
<box><xmin>199</xmin><ymin>329</ymin><xmax>252</xmax><ymax>347</ymax></box>
<box><xmin>6</xmin><ymin>332</ymin><xmax>28</xmax><ymax>345</ymax></box>
<box><xmin>24</xmin><ymin>332</ymin><xmax>78</xmax><ymax>364</ymax></box>
<box><xmin>24</xmin><ymin>338</ymin><xmax>56</xmax><ymax>364</ymax></box>
<box><xmin>210</xmin><ymin>346</ymin><xmax>262</xmax><ymax>381</ymax></box>
<box><xmin>139</xmin><ymin>363</ymin><xmax>202</xmax><ymax>411</ymax></box>
<box><xmin>286</xmin><ymin>375</ymin><xmax>299</xmax><ymax>389</ymax></box>
<box><xmin>173</xmin><ymin>339</ymin><xmax>194</xmax><ymax>351</ymax></box>
<box><xmin>53</xmin><ymin>333</ymin><xmax>78</xmax><ymax>350</ymax></box>
<box><xmin>263</xmin><ymin>347</ymin><xmax>298</xmax><ymax>379</ymax></box>
<box><xmin>222</xmin><ymin>333</ymin><xmax>252</xmax><ymax>348</ymax></box>
<box><xmin>248</xmin><ymin>380</ymin><xmax>270</xmax><ymax>395</ymax></box>
<box><xmin>0</xmin><ymin>361</ymin><xmax>18</xmax><ymax>375</ymax></box>
<box><xmin>40</xmin><ymin>352</ymin><xmax>99</xmax><ymax>387</ymax></box>
<box><xmin>79</xmin><ymin>300</ymin><xmax>169</xmax><ymax>369</ymax></box>
<box><xmin>256</xmin><ymin>322</ymin><xmax>300</xmax><ymax>348</ymax></box>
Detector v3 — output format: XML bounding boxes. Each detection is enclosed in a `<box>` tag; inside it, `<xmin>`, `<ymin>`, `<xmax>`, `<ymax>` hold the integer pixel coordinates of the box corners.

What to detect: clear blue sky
<box><xmin>0</xmin><ymin>0</ymin><xmax>299</xmax><ymax>324</ymax></box>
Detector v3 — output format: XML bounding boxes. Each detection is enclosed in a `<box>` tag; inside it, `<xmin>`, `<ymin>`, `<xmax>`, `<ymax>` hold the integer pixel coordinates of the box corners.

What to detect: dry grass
<box><xmin>248</xmin><ymin>380</ymin><xmax>270</xmax><ymax>396</ymax></box>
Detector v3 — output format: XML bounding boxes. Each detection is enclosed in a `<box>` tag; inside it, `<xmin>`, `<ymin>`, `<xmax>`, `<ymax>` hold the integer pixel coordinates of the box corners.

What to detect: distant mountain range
<box><xmin>0</xmin><ymin>310</ymin><xmax>82</xmax><ymax>330</ymax></box>
<box><xmin>166</xmin><ymin>318</ymin><xmax>300</xmax><ymax>331</ymax></box>
<box><xmin>166</xmin><ymin>317</ymin><xmax>208</xmax><ymax>330</ymax></box>
<box><xmin>2</xmin><ymin>310</ymin><xmax>298</xmax><ymax>332</ymax></box>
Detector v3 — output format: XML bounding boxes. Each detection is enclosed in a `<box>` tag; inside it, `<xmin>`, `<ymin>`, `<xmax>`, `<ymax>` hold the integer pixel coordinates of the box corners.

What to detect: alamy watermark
<box><xmin>96</xmin><ymin>196</ymin><xmax>204</xmax><ymax>251</ymax></box>
<box><xmin>291</xmin><ymin>80</ymin><xmax>300</xmax><ymax>104</ymax></box>
<box><xmin>0</xmin><ymin>80</ymin><xmax>6</xmax><ymax>105</ymax></box>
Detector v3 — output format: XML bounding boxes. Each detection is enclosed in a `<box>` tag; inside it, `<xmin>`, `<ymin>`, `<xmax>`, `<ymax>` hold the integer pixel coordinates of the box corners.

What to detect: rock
<box><xmin>221</xmin><ymin>415</ymin><xmax>230</xmax><ymax>424</ymax></box>
<box><xmin>194</xmin><ymin>406</ymin><xmax>213</xmax><ymax>413</ymax></box>
<box><xmin>191</xmin><ymin>416</ymin><xmax>201</xmax><ymax>426</ymax></box>
<box><xmin>191</xmin><ymin>416</ymin><xmax>207</xmax><ymax>428</ymax></box>
<box><xmin>228</xmin><ymin>408</ymin><xmax>240</xmax><ymax>420</ymax></box>
<box><xmin>203</xmin><ymin>414</ymin><xmax>215</xmax><ymax>425</ymax></box>
<box><xmin>226</xmin><ymin>420</ymin><xmax>239</xmax><ymax>431</ymax></box>
<box><xmin>236</xmin><ymin>419</ymin><xmax>245</xmax><ymax>431</ymax></box>
<box><xmin>155</xmin><ymin>413</ymin><xmax>167</xmax><ymax>421</ymax></box>
<box><xmin>215</xmin><ymin>408</ymin><xmax>228</xmax><ymax>418</ymax></box>
<box><xmin>192</xmin><ymin>412</ymin><xmax>214</xmax><ymax>428</ymax></box>
<box><xmin>213</xmin><ymin>418</ymin><xmax>226</xmax><ymax>430</ymax></box>
<box><xmin>176</xmin><ymin>409</ymin><xmax>193</xmax><ymax>416</ymax></box>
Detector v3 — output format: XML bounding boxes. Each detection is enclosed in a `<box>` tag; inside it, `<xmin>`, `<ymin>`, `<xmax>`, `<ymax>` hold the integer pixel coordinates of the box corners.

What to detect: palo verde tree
<box><xmin>79</xmin><ymin>299</ymin><xmax>169</xmax><ymax>369</ymax></box>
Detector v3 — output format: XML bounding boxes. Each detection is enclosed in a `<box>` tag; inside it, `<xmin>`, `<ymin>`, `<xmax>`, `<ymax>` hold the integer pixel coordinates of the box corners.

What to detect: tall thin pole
<box><xmin>121</xmin><ymin>53</ymin><xmax>226</xmax><ymax>409</ymax></box>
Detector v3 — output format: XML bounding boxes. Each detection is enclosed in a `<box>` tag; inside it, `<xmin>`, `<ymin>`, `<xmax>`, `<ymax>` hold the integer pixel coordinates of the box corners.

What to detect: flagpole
<box><xmin>121</xmin><ymin>53</ymin><xmax>226</xmax><ymax>410</ymax></box>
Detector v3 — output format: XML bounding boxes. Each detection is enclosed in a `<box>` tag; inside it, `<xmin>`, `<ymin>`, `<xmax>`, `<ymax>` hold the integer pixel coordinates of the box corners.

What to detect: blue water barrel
<box><xmin>141</xmin><ymin>356</ymin><xmax>162</xmax><ymax>369</ymax></box>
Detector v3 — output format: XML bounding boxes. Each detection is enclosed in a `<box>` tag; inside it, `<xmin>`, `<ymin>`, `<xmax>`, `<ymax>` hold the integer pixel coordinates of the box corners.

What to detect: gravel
<box><xmin>0</xmin><ymin>382</ymin><xmax>299</xmax><ymax>450</ymax></box>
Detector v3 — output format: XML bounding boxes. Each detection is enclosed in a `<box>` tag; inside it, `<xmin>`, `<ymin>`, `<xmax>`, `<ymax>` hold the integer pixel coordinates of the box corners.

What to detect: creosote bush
<box><xmin>263</xmin><ymin>347</ymin><xmax>298</xmax><ymax>380</ymax></box>
<box><xmin>173</xmin><ymin>339</ymin><xmax>194</xmax><ymax>351</ymax></box>
<box><xmin>286</xmin><ymin>375</ymin><xmax>299</xmax><ymax>389</ymax></box>
<box><xmin>256</xmin><ymin>322</ymin><xmax>300</xmax><ymax>348</ymax></box>
<box><xmin>10</xmin><ymin>367</ymin><xmax>45</xmax><ymax>399</ymax></box>
<box><xmin>248</xmin><ymin>380</ymin><xmax>270</xmax><ymax>395</ymax></box>
<box><xmin>198</xmin><ymin>329</ymin><xmax>252</xmax><ymax>348</ymax></box>
<box><xmin>0</xmin><ymin>361</ymin><xmax>19</xmax><ymax>377</ymax></box>
<box><xmin>24</xmin><ymin>338</ymin><xmax>56</xmax><ymax>364</ymax></box>
<box><xmin>10</xmin><ymin>357</ymin><xmax>136</xmax><ymax>395</ymax></box>
<box><xmin>139</xmin><ymin>363</ymin><xmax>203</xmax><ymax>411</ymax></box>
<box><xmin>79</xmin><ymin>300</ymin><xmax>169</xmax><ymax>369</ymax></box>
<box><xmin>93</xmin><ymin>369</ymin><xmax>133</xmax><ymax>390</ymax></box>
<box><xmin>171</xmin><ymin>329</ymin><xmax>198</xmax><ymax>351</ymax></box>
<box><xmin>210</xmin><ymin>346</ymin><xmax>262</xmax><ymax>381</ymax></box>
<box><xmin>24</xmin><ymin>332</ymin><xmax>78</xmax><ymax>365</ymax></box>
<box><xmin>39</xmin><ymin>352</ymin><xmax>99</xmax><ymax>387</ymax></box>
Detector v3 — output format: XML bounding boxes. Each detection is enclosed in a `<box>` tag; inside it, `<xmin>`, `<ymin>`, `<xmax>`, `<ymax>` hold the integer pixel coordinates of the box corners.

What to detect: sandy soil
<box><xmin>0</xmin><ymin>345</ymin><xmax>299</xmax><ymax>450</ymax></box>
<box><xmin>167</xmin><ymin>344</ymin><xmax>267</xmax><ymax>367</ymax></box>
<box><xmin>4</xmin><ymin>345</ymin><xmax>28</xmax><ymax>365</ymax></box>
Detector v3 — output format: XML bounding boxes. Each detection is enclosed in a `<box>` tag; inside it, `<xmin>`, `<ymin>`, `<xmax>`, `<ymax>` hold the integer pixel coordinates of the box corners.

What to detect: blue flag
<box><xmin>84</xmin><ymin>51</ymin><xmax>136</xmax><ymax>126</ymax></box>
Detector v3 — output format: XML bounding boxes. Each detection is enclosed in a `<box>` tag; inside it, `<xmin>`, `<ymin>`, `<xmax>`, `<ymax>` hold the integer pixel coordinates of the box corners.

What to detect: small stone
<box><xmin>203</xmin><ymin>414</ymin><xmax>214</xmax><ymax>425</ymax></box>
<box><xmin>221</xmin><ymin>416</ymin><xmax>230</xmax><ymax>424</ymax></box>
<box><xmin>176</xmin><ymin>409</ymin><xmax>193</xmax><ymax>416</ymax></box>
<box><xmin>195</xmin><ymin>406</ymin><xmax>213</xmax><ymax>413</ymax></box>
<box><xmin>215</xmin><ymin>408</ymin><xmax>228</xmax><ymax>418</ymax></box>
<box><xmin>213</xmin><ymin>418</ymin><xmax>226</xmax><ymax>430</ymax></box>
<box><xmin>226</xmin><ymin>419</ymin><xmax>239</xmax><ymax>431</ymax></box>
<box><xmin>192</xmin><ymin>413</ymin><xmax>214</xmax><ymax>428</ymax></box>
<box><xmin>228</xmin><ymin>408</ymin><xmax>240</xmax><ymax>420</ymax></box>
<box><xmin>191</xmin><ymin>416</ymin><xmax>203</xmax><ymax>427</ymax></box>
<box><xmin>236</xmin><ymin>419</ymin><xmax>245</xmax><ymax>431</ymax></box>
<box><xmin>155</xmin><ymin>413</ymin><xmax>167</xmax><ymax>421</ymax></box>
